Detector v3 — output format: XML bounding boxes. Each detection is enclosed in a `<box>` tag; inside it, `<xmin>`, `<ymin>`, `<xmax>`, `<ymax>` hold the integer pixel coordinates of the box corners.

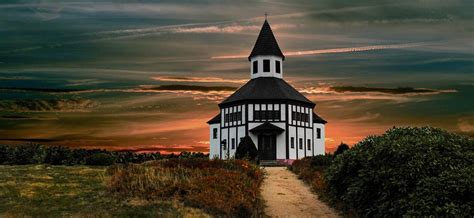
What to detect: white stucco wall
<box><xmin>288</xmin><ymin>125</ymin><xmax>296</xmax><ymax>159</ymax></box>
<box><xmin>209</xmin><ymin>124</ymin><xmax>220</xmax><ymax>159</ymax></box>
<box><xmin>313</xmin><ymin>123</ymin><xmax>325</xmax><ymax>155</ymax></box>
<box><xmin>305</xmin><ymin>127</ymin><xmax>312</xmax><ymax>157</ymax></box>
<box><xmin>221</xmin><ymin>127</ymin><xmax>228</xmax><ymax>159</ymax></box>
<box><xmin>250</xmin><ymin>55</ymin><xmax>283</xmax><ymax>79</ymax></box>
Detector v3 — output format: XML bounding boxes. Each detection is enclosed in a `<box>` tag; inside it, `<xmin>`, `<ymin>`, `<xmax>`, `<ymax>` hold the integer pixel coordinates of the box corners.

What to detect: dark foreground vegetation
<box><xmin>0</xmin><ymin>158</ymin><xmax>264</xmax><ymax>217</ymax></box>
<box><xmin>0</xmin><ymin>165</ymin><xmax>191</xmax><ymax>216</ymax></box>
<box><xmin>106</xmin><ymin>158</ymin><xmax>265</xmax><ymax>216</ymax></box>
<box><xmin>290</xmin><ymin>127</ymin><xmax>473</xmax><ymax>216</ymax></box>
<box><xmin>0</xmin><ymin>144</ymin><xmax>207</xmax><ymax>165</ymax></box>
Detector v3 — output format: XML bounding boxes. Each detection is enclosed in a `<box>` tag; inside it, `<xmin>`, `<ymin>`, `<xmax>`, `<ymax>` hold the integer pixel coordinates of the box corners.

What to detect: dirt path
<box><xmin>261</xmin><ymin>167</ymin><xmax>339</xmax><ymax>217</ymax></box>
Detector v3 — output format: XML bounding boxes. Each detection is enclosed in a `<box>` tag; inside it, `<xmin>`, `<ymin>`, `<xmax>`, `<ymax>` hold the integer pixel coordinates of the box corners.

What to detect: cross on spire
<box><xmin>264</xmin><ymin>12</ymin><xmax>268</xmax><ymax>20</ymax></box>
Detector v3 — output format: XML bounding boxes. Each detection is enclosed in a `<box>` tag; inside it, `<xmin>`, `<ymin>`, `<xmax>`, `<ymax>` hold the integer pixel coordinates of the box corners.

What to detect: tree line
<box><xmin>0</xmin><ymin>144</ymin><xmax>207</xmax><ymax>165</ymax></box>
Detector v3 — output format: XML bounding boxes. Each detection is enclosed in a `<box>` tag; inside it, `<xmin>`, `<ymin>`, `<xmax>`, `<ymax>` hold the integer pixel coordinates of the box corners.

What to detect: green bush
<box><xmin>325</xmin><ymin>127</ymin><xmax>473</xmax><ymax>216</ymax></box>
<box><xmin>333</xmin><ymin>143</ymin><xmax>349</xmax><ymax>156</ymax></box>
<box><xmin>9</xmin><ymin>144</ymin><xmax>45</xmax><ymax>164</ymax></box>
<box><xmin>235</xmin><ymin>136</ymin><xmax>258</xmax><ymax>161</ymax></box>
<box><xmin>85</xmin><ymin>153</ymin><xmax>116</xmax><ymax>166</ymax></box>
<box><xmin>0</xmin><ymin>145</ymin><xmax>8</xmax><ymax>164</ymax></box>
<box><xmin>44</xmin><ymin>146</ymin><xmax>73</xmax><ymax>165</ymax></box>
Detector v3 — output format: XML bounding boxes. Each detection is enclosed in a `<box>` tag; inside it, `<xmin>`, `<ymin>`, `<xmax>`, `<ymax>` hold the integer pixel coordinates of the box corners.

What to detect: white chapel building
<box><xmin>207</xmin><ymin>19</ymin><xmax>327</xmax><ymax>162</ymax></box>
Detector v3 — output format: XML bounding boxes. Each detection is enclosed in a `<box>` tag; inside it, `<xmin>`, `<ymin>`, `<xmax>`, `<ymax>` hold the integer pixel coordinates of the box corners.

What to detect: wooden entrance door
<box><xmin>258</xmin><ymin>135</ymin><xmax>276</xmax><ymax>160</ymax></box>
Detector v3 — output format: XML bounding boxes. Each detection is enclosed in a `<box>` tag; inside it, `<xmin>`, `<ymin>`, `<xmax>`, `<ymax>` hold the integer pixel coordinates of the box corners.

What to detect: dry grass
<box><xmin>105</xmin><ymin>158</ymin><xmax>265</xmax><ymax>216</ymax></box>
<box><xmin>0</xmin><ymin>165</ymin><xmax>190</xmax><ymax>217</ymax></box>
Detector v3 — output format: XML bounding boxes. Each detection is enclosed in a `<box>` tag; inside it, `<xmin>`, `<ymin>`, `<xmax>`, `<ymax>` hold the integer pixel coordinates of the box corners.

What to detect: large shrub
<box><xmin>235</xmin><ymin>136</ymin><xmax>258</xmax><ymax>161</ymax></box>
<box><xmin>326</xmin><ymin>127</ymin><xmax>473</xmax><ymax>216</ymax></box>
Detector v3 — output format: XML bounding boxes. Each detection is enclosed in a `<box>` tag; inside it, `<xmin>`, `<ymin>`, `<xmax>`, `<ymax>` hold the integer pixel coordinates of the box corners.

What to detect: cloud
<box><xmin>211</xmin><ymin>42</ymin><xmax>426</xmax><ymax>59</ymax></box>
<box><xmin>343</xmin><ymin>112</ymin><xmax>381</xmax><ymax>122</ymax></box>
<box><xmin>143</xmin><ymin>85</ymin><xmax>236</xmax><ymax>92</ymax></box>
<box><xmin>173</xmin><ymin>23</ymin><xmax>296</xmax><ymax>34</ymax></box>
<box><xmin>66</xmin><ymin>79</ymin><xmax>106</xmax><ymax>87</ymax></box>
<box><xmin>0</xmin><ymin>99</ymin><xmax>99</xmax><ymax>112</ymax></box>
<box><xmin>152</xmin><ymin>76</ymin><xmax>247</xmax><ymax>84</ymax></box>
<box><xmin>299</xmin><ymin>85</ymin><xmax>457</xmax><ymax>103</ymax></box>
<box><xmin>0</xmin><ymin>76</ymin><xmax>35</xmax><ymax>80</ymax></box>
<box><xmin>299</xmin><ymin>85</ymin><xmax>456</xmax><ymax>95</ymax></box>
<box><xmin>0</xmin><ymin>115</ymin><xmax>58</xmax><ymax>121</ymax></box>
<box><xmin>458</xmin><ymin>117</ymin><xmax>474</xmax><ymax>133</ymax></box>
<box><xmin>307</xmin><ymin>0</ymin><xmax>473</xmax><ymax>24</ymax></box>
<box><xmin>329</xmin><ymin>86</ymin><xmax>456</xmax><ymax>95</ymax></box>
<box><xmin>0</xmin><ymin>87</ymin><xmax>83</xmax><ymax>93</ymax></box>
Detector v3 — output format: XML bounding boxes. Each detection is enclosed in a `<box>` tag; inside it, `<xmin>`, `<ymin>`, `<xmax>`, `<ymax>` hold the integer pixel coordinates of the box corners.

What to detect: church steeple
<box><xmin>249</xmin><ymin>19</ymin><xmax>285</xmax><ymax>79</ymax></box>
<box><xmin>249</xmin><ymin>20</ymin><xmax>285</xmax><ymax>61</ymax></box>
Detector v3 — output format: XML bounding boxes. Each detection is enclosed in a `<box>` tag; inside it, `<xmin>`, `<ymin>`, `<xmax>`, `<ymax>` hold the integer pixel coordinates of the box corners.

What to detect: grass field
<box><xmin>0</xmin><ymin>165</ymin><xmax>207</xmax><ymax>217</ymax></box>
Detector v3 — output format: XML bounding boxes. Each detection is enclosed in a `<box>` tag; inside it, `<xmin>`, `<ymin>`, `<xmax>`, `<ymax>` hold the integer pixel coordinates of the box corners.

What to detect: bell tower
<box><xmin>248</xmin><ymin>18</ymin><xmax>285</xmax><ymax>79</ymax></box>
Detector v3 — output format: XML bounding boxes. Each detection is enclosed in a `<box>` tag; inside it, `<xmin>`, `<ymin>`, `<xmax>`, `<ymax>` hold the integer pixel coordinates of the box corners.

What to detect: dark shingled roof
<box><xmin>250</xmin><ymin>122</ymin><xmax>285</xmax><ymax>134</ymax></box>
<box><xmin>313</xmin><ymin>112</ymin><xmax>327</xmax><ymax>124</ymax></box>
<box><xmin>248</xmin><ymin>20</ymin><xmax>285</xmax><ymax>61</ymax></box>
<box><xmin>219</xmin><ymin>77</ymin><xmax>314</xmax><ymax>106</ymax></box>
<box><xmin>207</xmin><ymin>113</ymin><xmax>221</xmax><ymax>124</ymax></box>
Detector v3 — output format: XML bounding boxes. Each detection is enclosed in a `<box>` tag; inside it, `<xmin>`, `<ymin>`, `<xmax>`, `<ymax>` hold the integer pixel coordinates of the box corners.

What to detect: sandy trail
<box><xmin>261</xmin><ymin>167</ymin><xmax>339</xmax><ymax>217</ymax></box>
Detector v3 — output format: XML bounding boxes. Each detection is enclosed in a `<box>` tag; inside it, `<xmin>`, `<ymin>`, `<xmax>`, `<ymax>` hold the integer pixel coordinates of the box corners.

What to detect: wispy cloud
<box><xmin>0</xmin><ymin>99</ymin><xmax>99</xmax><ymax>112</ymax></box>
<box><xmin>152</xmin><ymin>76</ymin><xmax>247</xmax><ymax>84</ymax></box>
<box><xmin>211</xmin><ymin>42</ymin><xmax>427</xmax><ymax>59</ymax></box>
<box><xmin>299</xmin><ymin>85</ymin><xmax>457</xmax><ymax>103</ymax></box>
<box><xmin>173</xmin><ymin>23</ymin><xmax>296</xmax><ymax>34</ymax></box>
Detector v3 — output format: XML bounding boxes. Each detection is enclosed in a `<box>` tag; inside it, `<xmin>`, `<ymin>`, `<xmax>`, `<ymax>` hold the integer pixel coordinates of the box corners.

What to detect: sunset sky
<box><xmin>0</xmin><ymin>0</ymin><xmax>473</xmax><ymax>153</ymax></box>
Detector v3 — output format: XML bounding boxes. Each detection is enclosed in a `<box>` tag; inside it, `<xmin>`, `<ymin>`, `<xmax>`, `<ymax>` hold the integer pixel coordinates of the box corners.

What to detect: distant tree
<box><xmin>235</xmin><ymin>136</ymin><xmax>258</xmax><ymax>161</ymax></box>
<box><xmin>0</xmin><ymin>144</ymin><xmax>8</xmax><ymax>164</ymax></box>
<box><xmin>10</xmin><ymin>144</ymin><xmax>44</xmax><ymax>164</ymax></box>
<box><xmin>85</xmin><ymin>153</ymin><xmax>116</xmax><ymax>166</ymax></box>
<box><xmin>44</xmin><ymin>146</ymin><xmax>72</xmax><ymax>165</ymax></box>
<box><xmin>334</xmin><ymin>142</ymin><xmax>349</xmax><ymax>156</ymax></box>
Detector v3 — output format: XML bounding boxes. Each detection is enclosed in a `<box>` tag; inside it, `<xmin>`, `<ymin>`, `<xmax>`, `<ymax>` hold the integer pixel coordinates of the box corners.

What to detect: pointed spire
<box><xmin>248</xmin><ymin>19</ymin><xmax>285</xmax><ymax>61</ymax></box>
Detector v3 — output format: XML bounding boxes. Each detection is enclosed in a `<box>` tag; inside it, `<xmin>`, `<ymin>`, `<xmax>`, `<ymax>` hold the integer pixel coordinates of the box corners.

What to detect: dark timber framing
<box><xmin>285</xmin><ymin>103</ymin><xmax>289</xmax><ymax>159</ymax></box>
<box><xmin>208</xmin><ymin>20</ymin><xmax>327</xmax><ymax>161</ymax></box>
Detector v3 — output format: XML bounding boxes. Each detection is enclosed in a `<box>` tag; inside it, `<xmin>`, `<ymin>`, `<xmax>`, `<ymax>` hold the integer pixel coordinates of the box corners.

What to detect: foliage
<box><xmin>288</xmin><ymin>155</ymin><xmax>336</xmax><ymax>205</ymax></box>
<box><xmin>85</xmin><ymin>153</ymin><xmax>116</xmax><ymax>166</ymax></box>
<box><xmin>289</xmin><ymin>155</ymin><xmax>352</xmax><ymax>215</ymax></box>
<box><xmin>0</xmin><ymin>165</ymin><xmax>192</xmax><ymax>217</ymax></box>
<box><xmin>235</xmin><ymin>136</ymin><xmax>258</xmax><ymax>161</ymax></box>
<box><xmin>333</xmin><ymin>143</ymin><xmax>349</xmax><ymax>156</ymax></box>
<box><xmin>105</xmin><ymin>158</ymin><xmax>265</xmax><ymax>216</ymax></box>
<box><xmin>8</xmin><ymin>144</ymin><xmax>45</xmax><ymax>164</ymax></box>
<box><xmin>0</xmin><ymin>145</ymin><xmax>8</xmax><ymax>164</ymax></box>
<box><xmin>325</xmin><ymin>127</ymin><xmax>474</xmax><ymax>216</ymax></box>
<box><xmin>43</xmin><ymin>146</ymin><xmax>73</xmax><ymax>165</ymax></box>
<box><xmin>0</xmin><ymin>144</ymin><xmax>208</xmax><ymax>165</ymax></box>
